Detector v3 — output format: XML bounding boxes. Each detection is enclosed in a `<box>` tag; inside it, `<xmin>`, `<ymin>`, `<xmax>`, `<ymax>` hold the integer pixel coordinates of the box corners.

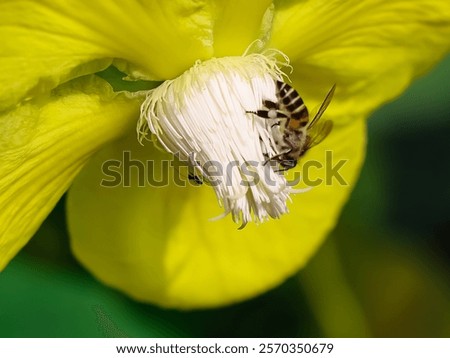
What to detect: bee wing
<box><xmin>307</xmin><ymin>84</ymin><xmax>336</xmax><ymax>129</ymax></box>
<box><xmin>306</xmin><ymin>119</ymin><xmax>333</xmax><ymax>149</ymax></box>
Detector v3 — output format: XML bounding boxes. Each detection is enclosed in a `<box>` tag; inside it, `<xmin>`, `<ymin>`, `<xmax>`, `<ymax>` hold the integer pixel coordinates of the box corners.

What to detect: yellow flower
<box><xmin>1</xmin><ymin>0</ymin><xmax>449</xmax><ymax>309</ymax></box>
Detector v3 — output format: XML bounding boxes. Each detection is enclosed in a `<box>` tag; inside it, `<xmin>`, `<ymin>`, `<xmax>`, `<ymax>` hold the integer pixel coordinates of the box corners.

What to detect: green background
<box><xmin>1</xmin><ymin>55</ymin><xmax>449</xmax><ymax>338</ymax></box>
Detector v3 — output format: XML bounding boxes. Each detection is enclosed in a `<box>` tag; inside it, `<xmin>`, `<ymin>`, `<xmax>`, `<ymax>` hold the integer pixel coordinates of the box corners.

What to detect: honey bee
<box><xmin>248</xmin><ymin>81</ymin><xmax>335</xmax><ymax>171</ymax></box>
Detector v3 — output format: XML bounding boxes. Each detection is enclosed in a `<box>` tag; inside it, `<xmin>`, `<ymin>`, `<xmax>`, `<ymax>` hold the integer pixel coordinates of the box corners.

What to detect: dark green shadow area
<box><xmin>96</xmin><ymin>66</ymin><xmax>162</xmax><ymax>92</ymax></box>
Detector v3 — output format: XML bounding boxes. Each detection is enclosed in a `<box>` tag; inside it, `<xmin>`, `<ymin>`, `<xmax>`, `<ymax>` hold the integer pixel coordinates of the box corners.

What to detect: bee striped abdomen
<box><xmin>276</xmin><ymin>81</ymin><xmax>309</xmax><ymax>129</ymax></box>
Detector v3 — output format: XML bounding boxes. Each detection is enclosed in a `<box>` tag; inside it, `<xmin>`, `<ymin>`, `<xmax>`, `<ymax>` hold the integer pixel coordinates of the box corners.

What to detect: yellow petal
<box><xmin>67</xmin><ymin>115</ymin><xmax>365</xmax><ymax>309</ymax></box>
<box><xmin>0</xmin><ymin>75</ymin><xmax>141</xmax><ymax>270</ymax></box>
<box><xmin>0</xmin><ymin>0</ymin><xmax>214</xmax><ymax>111</ymax></box>
<box><xmin>211</xmin><ymin>0</ymin><xmax>273</xmax><ymax>56</ymax></box>
<box><xmin>270</xmin><ymin>0</ymin><xmax>450</xmax><ymax>120</ymax></box>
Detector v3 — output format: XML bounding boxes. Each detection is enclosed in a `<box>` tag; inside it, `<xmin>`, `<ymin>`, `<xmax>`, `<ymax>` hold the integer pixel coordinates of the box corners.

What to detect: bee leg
<box><xmin>188</xmin><ymin>173</ymin><xmax>203</xmax><ymax>185</ymax></box>
<box><xmin>246</xmin><ymin>110</ymin><xmax>271</xmax><ymax>118</ymax></box>
<box><xmin>263</xmin><ymin>150</ymin><xmax>297</xmax><ymax>172</ymax></box>
<box><xmin>246</xmin><ymin>108</ymin><xmax>287</xmax><ymax>120</ymax></box>
<box><xmin>271</xmin><ymin>121</ymin><xmax>281</xmax><ymax>128</ymax></box>
<box><xmin>263</xmin><ymin>150</ymin><xmax>290</xmax><ymax>166</ymax></box>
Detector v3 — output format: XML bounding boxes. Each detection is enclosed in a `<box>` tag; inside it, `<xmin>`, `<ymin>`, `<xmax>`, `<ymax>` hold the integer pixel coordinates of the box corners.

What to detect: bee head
<box><xmin>280</xmin><ymin>158</ymin><xmax>297</xmax><ymax>170</ymax></box>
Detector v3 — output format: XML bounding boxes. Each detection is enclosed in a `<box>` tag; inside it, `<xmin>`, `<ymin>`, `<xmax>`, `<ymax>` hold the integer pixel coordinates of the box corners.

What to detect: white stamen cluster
<box><xmin>139</xmin><ymin>53</ymin><xmax>297</xmax><ymax>227</ymax></box>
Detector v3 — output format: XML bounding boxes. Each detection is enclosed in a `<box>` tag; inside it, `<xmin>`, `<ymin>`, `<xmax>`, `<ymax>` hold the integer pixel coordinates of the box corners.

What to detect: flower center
<box><xmin>138</xmin><ymin>52</ymin><xmax>302</xmax><ymax>228</ymax></box>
